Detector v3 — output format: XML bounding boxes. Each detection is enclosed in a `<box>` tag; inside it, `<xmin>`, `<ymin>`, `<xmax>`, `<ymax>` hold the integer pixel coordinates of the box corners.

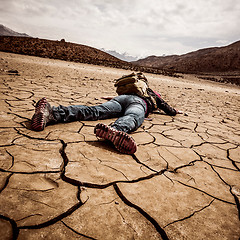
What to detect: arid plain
<box><xmin>0</xmin><ymin>51</ymin><xmax>239</xmax><ymax>239</ymax></box>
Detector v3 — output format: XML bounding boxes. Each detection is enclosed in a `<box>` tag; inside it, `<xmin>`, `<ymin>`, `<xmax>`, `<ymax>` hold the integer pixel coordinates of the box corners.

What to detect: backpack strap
<box><xmin>146</xmin><ymin>88</ymin><xmax>158</xmax><ymax>109</ymax></box>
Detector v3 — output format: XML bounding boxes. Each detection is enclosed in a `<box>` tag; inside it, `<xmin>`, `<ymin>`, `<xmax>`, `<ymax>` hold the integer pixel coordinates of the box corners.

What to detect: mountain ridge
<box><xmin>0</xmin><ymin>24</ymin><xmax>176</xmax><ymax>76</ymax></box>
<box><xmin>0</xmin><ymin>36</ymin><xmax>131</xmax><ymax>69</ymax></box>
<box><xmin>0</xmin><ymin>24</ymin><xmax>239</xmax><ymax>84</ymax></box>
<box><xmin>0</xmin><ymin>24</ymin><xmax>30</xmax><ymax>37</ymax></box>
<box><xmin>133</xmin><ymin>40</ymin><xmax>240</xmax><ymax>73</ymax></box>
<box><xmin>0</xmin><ymin>35</ymin><xmax>175</xmax><ymax>76</ymax></box>
<box><xmin>101</xmin><ymin>49</ymin><xmax>138</xmax><ymax>62</ymax></box>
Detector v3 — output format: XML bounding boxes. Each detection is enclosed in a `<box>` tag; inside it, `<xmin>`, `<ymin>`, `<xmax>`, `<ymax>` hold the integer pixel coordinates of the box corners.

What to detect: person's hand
<box><xmin>176</xmin><ymin>110</ymin><xmax>188</xmax><ymax>116</ymax></box>
<box><xmin>176</xmin><ymin>109</ymin><xmax>183</xmax><ymax>114</ymax></box>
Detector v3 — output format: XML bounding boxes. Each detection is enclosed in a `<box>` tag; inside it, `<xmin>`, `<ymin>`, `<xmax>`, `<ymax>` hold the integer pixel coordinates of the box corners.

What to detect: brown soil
<box><xmin>0</xmin><ymin>52</ymin><xmax>239</xmax><ymax>239</ymax></box>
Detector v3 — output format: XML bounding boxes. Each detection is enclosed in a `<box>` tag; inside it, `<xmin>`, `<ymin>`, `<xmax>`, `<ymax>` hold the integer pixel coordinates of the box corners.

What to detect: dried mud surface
<box><xmin>0</xmin><ymin>52</ymin><xmax>240</xmax><ymax>240</ymax></box>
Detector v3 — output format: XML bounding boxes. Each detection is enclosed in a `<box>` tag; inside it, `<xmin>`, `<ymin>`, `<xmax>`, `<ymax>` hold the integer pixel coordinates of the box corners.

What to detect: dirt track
<box><xmin>0</xmin><ymin>52</ymin><xmax>240</xmax><ymax>239</ymax></box>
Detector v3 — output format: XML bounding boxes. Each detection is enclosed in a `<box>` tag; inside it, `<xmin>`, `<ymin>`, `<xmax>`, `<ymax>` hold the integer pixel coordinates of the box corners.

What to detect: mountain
<box><xmin>133</xmin><ymin>41</ymin><xmax>240</xmax><ymax>73</ymax></box>
<box><xmin>0</xmin><ymin>36</ymin><xmax>133</xmax><ymax>69</ymax></box>
<box><xmin>0</xmin><ymin>36</ymin><xmax>175</xmax><ymax>76</ymax></box>
<box><xmin>101</xmin><ymin>49</ymin><xmax>138</xmax><ymax>62</ymax></box>
<box><xmin>0</xmin><ymin>24</ymin><xmax>30</xmax><ymax>37</ymax></box>
<box><xmin>1</xmin><ymin>25</ymin><xmax>239</xmax><ymax>84</ymax></box>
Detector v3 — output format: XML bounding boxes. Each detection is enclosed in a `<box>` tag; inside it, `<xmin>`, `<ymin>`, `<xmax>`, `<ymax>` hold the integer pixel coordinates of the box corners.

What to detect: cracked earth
<box><xmin>0</xmin><ymin>52</ymin><xmax>239</xmax><ymax>240</ymax></box>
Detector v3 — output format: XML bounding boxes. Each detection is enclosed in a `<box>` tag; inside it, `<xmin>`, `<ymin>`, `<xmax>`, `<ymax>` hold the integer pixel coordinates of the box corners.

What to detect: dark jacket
<box><xmin>143</xmin><ymin>88</ymin><xmax>177</xmax><ymax>116</ymax></box>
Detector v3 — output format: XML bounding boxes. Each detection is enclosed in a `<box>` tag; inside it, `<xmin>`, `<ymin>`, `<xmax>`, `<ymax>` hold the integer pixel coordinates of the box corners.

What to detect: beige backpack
<box><xmin>114</xmin><ymin>72</ymin><xmax>158</xmax><ymax>110</ymax></box>
<box><xmin>114</xmin><ymin>72</ymin><xmax>150</xmax><ymax>97</ymax></box>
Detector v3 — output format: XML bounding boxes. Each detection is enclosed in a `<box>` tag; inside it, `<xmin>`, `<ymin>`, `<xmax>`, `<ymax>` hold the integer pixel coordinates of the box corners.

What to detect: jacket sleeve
<box><xmin>155</xmin><ymin>96</ymin><xmax>177</xmax><ymax>116</ymax></box>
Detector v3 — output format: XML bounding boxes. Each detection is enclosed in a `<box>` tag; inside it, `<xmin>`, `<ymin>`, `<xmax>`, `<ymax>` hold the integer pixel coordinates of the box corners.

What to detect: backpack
<box><xmin>114</xmin><ymin>72</ymin><xmax>158</xmax><ymax>111</ymax></box>
<box><xmin>114</xmin><ymin>72</ymin><xmax>150</xmax><ymax>97</ymax></box>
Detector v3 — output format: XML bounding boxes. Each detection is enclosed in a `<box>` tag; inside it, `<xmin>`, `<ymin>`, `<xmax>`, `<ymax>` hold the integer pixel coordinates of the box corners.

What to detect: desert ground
<box><xmin>0</xmin><ymin>51</ymin><xmax>239</xmax><ymax>240</ymax></box>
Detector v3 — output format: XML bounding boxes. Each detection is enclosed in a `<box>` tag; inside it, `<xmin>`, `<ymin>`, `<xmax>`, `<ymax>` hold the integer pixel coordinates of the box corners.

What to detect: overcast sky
<box><xmin>1</xmin><ymin>0</ymin><xmax>240</xmax><ymax>58</ymax></box>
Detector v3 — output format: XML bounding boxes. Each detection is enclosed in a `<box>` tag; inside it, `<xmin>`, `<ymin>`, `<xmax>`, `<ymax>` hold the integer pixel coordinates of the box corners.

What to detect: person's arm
<box><xmin>155</xmin><ymin>96</ymin><xmax>178</xmax><ymax>116</ymax></box>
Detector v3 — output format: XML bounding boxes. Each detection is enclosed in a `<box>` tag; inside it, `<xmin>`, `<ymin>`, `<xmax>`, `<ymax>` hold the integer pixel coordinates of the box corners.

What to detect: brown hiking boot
<box><xmin>94</xmin><ymin>123</ymin><xmax>137</xmax><ymax>155</ymax></box>
<box><xmin>31</xmin><ymin>97</ymin><xmax>55</xmax><ymax>131</ymax></box>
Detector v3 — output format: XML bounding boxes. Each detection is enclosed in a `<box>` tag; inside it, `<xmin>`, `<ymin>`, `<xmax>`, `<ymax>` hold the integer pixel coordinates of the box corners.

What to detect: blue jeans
<box><xmin>52</xmin><ymin>95</ymin><xmax>147</xmax><ymax>133</ymax></box>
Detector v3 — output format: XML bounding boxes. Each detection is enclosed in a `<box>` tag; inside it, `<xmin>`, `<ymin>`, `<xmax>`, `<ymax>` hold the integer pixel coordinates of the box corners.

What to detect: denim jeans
<box><xmin>52</xmin><ymin>95</ymin><xmax>147</xmax><ymax>133</ymax></box>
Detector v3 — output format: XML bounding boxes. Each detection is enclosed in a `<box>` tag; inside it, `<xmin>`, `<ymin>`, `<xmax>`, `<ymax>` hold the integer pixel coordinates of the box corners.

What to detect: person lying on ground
<box><xmin>31</xmin><ymin>72</ymin><xmax>183</xmax><ymax>155</ymax></box>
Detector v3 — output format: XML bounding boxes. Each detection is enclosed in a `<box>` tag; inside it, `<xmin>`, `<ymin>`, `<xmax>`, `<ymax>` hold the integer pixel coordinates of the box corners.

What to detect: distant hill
<box><xmin>133</xmin><ymin>41</ymin><xmax>240</xmax><ymax>73</ymax></box>
<box><xmin>0</xmin><ymin>28</ymin><xmax>239</xmax><ymax>84</ymax></box>
<box><xmin>0</xmin><ymin>24</ymin><xmax>30</xmax><ymax>37</ymax></box>
<box><xmin>0</xmin><ymin>36</ymin><xmax>177</xmax><ymax>76</ymax></box>
<box><xmin>0</xmin><ymin>36</ymin><xmax>133</xmax><ymax>69</ymax></box>
<box><xmin>101</xmin><ymin>49</ymin><xmax>138</xmax><ymax>62</ymax></box>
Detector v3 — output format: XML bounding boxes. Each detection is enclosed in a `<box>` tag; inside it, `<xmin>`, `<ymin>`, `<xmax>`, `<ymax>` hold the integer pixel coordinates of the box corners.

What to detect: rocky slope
<box><xmin>133</xmin><ymin>41</ymin><xmax>240</xmax><ymax>74</ymax></box>
<box><xmin>0</xmin><ymin>35</ymin><xmax>239</xmax><ymax>84</ymax></box>
<box><xmin>0</xmin><ymin>36</ymin><xmax>131</xmax><ymax>69</ymax></box>
<box><xmin>0</xmin><ymin>36</ymin><xmax>180</xmax><ymax>77</ymax></box>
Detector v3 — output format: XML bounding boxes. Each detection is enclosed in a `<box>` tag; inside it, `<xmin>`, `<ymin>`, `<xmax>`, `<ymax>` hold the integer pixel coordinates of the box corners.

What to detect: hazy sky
<box><xmin>1</xmin><ymin>0</ymin><xmax>240</xmax><ymax>58</ymax></box>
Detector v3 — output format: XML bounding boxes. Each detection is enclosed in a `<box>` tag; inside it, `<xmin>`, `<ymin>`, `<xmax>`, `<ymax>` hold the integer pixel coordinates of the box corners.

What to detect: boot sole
<box><xmin>94</xmin><ymin>123</ymin><xmax>137</xmax><ymax>155</ymax></box>
<box><xmin>31</xmin><ymin>97</ymin><xmax>47</xmax><ymax>131</ymax></box>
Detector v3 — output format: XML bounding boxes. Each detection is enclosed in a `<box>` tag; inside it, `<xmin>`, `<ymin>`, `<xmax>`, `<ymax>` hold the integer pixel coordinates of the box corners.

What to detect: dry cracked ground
<box><xmin>0</xmin><ymin>51</ymin><xmax>240</xmax><ymax>240</ymax></box>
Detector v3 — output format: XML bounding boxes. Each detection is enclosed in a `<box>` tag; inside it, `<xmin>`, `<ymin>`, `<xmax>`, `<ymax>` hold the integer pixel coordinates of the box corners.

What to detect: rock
<box><xmin>7</xmin><ymin>69</ymin><xmax>19</xmax><ymax>74</ymax></box>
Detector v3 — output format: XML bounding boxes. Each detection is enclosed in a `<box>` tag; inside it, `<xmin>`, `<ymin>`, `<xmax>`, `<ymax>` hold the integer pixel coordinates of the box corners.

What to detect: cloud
<box><xmin>0</xmin><ymin>0</ymin><xmax>239</xmax><ymax>57</ymax></box>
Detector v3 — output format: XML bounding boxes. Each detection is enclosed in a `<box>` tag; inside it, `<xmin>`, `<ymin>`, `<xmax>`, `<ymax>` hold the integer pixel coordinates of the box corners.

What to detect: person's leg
<box><xmin>52</xmin><ymin>99</ymin><xmax>123</xmax><ymax>122</ymax></box>
<box><xmin>31</xmin><ymin>96</ymin><xmax>146</xmax><ymax>155</ymax></box>
<box><xmin>94</xmin><ymin>95</ymin><xmax>147</xmax><ymax>154</ymax></box>
<box><xmin>111</xmin><ymin>95</ymin><xmax>146</xmax><ymax>133</ymax></box>
<box><xmin>31</xmin><ymin>97</ymin><xmax>123</xmax><ymax>131</ymax></box>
